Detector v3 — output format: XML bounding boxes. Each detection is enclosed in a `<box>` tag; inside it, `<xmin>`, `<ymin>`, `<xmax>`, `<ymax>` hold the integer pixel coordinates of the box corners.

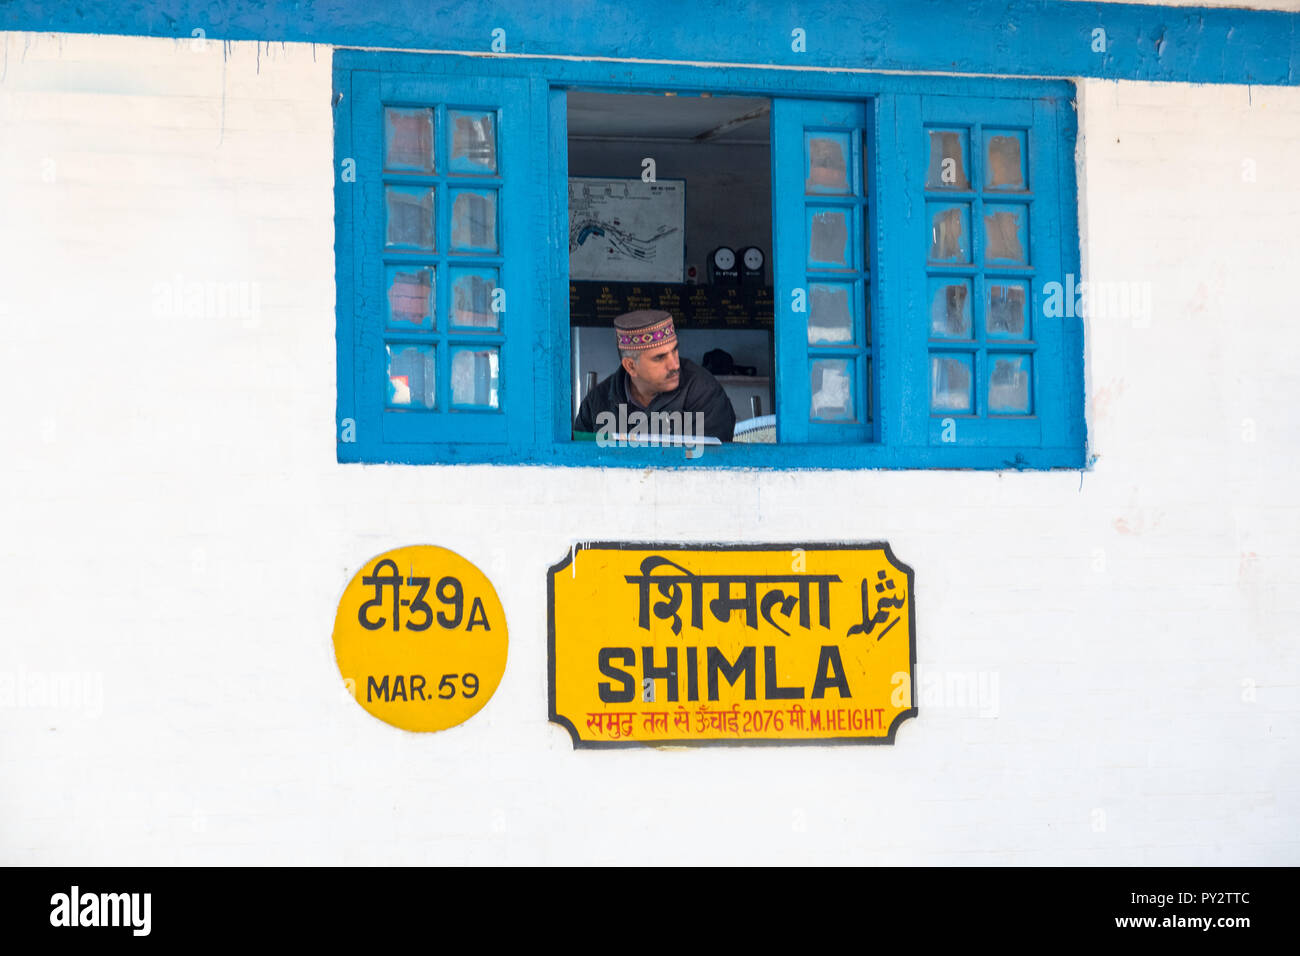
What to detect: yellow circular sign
<box><xmin>333</xmin><ymin>545</ymin><xmax>508</xmax><ymax>732</ymax></box>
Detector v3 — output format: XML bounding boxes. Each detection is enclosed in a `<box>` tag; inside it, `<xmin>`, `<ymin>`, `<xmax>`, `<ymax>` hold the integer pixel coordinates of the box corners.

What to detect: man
<box><xmin>573</xmin><ymin>309</ymin><xmax>736</xmax><ymax>443</ymax></box>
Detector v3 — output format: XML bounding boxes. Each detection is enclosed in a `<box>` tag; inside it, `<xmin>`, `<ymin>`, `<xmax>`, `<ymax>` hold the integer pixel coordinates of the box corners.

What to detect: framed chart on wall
<box><xmin>568</xmin><ymin>177</ymin><xmax>686</xmax><ymax>282</ymax></box>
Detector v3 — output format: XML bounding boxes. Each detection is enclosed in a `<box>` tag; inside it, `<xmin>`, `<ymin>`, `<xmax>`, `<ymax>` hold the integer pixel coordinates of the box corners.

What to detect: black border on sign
<box><xmin>547</xmin><ymin>541</ymin><xmax>919</xmax><ymax>749</ymax></box>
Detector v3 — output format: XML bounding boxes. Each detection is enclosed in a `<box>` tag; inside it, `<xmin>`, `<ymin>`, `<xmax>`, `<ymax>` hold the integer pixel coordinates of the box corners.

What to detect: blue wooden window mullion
<box><xmin>546</xmin><ymin>85</ymin><xmax>573</xmax><ymax>446</ymax></box>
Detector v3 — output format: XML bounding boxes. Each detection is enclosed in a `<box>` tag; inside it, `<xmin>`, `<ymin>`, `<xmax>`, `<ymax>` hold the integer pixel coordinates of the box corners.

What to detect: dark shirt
<box><xmin>574</xmin><ymin>358</ymin><xmax>736</xmax><ymax>442</ymax></box>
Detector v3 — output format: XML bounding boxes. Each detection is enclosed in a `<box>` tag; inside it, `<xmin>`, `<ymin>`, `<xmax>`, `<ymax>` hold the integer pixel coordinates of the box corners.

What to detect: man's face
<box><xmin>624</xmin><ymin>342</ymin><xmax>681</xmax><ymax>398</ymax></box>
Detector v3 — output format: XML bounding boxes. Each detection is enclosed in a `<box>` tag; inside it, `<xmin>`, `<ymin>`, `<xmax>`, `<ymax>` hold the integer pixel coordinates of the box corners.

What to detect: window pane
<box><xmin>808</xmin><ymin>282</ymin><xmax>854</xmax><ymax>344</ymax></box>
<box><xmin>810</xmin><ymin>359</ymin><xmax>855</xmax><ymax>421</ymax></box>
<box><xmin>385</xmin><ymin>186</ymin><xmax>435</xmax><ymax>250</ymax></box>
<box><xmin>805</xmin><ymin>131</ymin><xmax>851</xmax><ymax>194</ymax></box>
<box><xmin>929</xmin><ymin>280</ymin><xmax>972</xmax><ymax>338</ymax></box>
<box><xmin>386</xmin><ymin>266</ymin><xmax>435</xmax><ymax>330</ymax></box>
<box><xmin>987</xmin><ymin>282</ymin><xmax>1028</xmax><ymax>338</ymax></box>
<box><xmin>451</xmin><ymin>347</ymin><xmax>500</xmax><ymax>408</ymax></box>
<box><xmin>449</xmin><ymin>267</ymin><xmax>500</xmax><ymax>330</ymax></box>
<box><xmin>988</xmin><ymin>354</ymin><xmax>1031</xmax><ymax>414</ymax></box>
<box><xmin>807</xmin><ymin>208</ymin><xmax>851</xmax><ymax>268</ymax></box>
<box><xmin>448</xmin><ymin>109</ymin><xmax>498</xmax><ymax>175</ymax></box>
<box><xmin>925</xmin><ymin>129</ymin><xmax>970</xmax><ymax>190</ymax></box>
<box><xmin>384</xmin><ymin>107</ymin><xmax>434</xmax><ymax>173</ymax></box>
<box><xmin>927</xmin><ymin>204</ymin><xmax>970</xmax><ymax>263</ymax></box>
<box><xmin>984</xmin><ymin>130</ymin><xmax>1027</xmax><ymax>191</ymax></box>
<box><xmin>983</xmin><ymin>205</ymin><xmax>1028</xmax><ymax>265</ymax></box>
<box><xmin>930</xmin><ymin>354</ymin><xmax>972</xmax><ymax>413</ymax></box>
<box><xmin>450</xmin><ymin>189</ymin><xmax>498</xmax><ymax>253</ymax></box>
<box><xmin>387</xmin><ymin>344</ymin><xmax>436</xmax><ymax>408</ymax></box>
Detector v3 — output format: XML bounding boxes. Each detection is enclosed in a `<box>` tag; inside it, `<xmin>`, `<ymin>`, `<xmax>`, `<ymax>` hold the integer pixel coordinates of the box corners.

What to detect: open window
<box><xmin>565</xmin><ymin>90</ymin><xmax>777</xmax><ymax>444</ymax></box>
<box><xmin>334</xmin><ymin>50</ymin><xmax>1083</xmax><ymax>469</ymax></box>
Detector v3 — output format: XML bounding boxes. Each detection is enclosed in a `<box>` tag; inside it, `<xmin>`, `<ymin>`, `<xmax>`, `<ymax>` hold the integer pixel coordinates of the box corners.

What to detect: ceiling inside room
<box><xmin>567</xmin><ymin>90</ymin><xmax>771</xmax><ymax>145</ymax></box>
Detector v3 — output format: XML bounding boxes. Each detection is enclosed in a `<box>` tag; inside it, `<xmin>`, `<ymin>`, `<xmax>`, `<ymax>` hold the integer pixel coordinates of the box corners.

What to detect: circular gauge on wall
<box><xmin>708</xmin><ymin>246</ymin><xmax>739</xmax><ymax>285</ymax></box>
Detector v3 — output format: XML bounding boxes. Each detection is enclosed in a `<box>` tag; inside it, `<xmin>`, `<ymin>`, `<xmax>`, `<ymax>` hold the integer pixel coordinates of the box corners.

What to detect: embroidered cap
<box><xmin>614</xmin><ymin>309</ymin><xmax>677</xmax><ymax>352</ymax></box>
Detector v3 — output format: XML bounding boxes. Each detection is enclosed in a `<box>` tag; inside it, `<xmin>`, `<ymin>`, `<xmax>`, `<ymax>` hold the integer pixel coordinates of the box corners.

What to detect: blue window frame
<box><xmin>771</xmin><ymin>99</ymin><xmax>877</xmax><ymax>445</ymax></box>
<box><xmin>337</xmin><ymin>65</ymin><xmax>542</xmax><ymax>459</ymax></box>
<box><xmin>903</xmin><ymin>94</ymin><xmax>1079</xmax><ymax>457</ymax></box>
<box><xmin>335</xmin><ymin>51</ymin><xmax>1084</xmax><ymax>469</ymax></box>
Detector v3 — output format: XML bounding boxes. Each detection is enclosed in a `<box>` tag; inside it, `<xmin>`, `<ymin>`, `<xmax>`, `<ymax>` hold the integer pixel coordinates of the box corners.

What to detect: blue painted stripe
<box><xmin>4</xmin><ymin>0</ymin><xmax>1295</xmax><ymax>86</ymax></box>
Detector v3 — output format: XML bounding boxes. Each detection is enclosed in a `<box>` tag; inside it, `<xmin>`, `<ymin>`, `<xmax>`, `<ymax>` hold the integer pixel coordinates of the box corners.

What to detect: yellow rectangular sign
<box><xmin>548</xmin><ymin>543</ymin><xmax>916</xmax><ymax>747</ymax></box>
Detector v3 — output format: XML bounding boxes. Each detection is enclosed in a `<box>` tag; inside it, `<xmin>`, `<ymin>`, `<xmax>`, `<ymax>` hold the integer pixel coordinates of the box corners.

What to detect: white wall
<box><xmin>1</xmin><ymin>32</ymin><xmax>1295</xmax><ymax>865</ymax></box>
